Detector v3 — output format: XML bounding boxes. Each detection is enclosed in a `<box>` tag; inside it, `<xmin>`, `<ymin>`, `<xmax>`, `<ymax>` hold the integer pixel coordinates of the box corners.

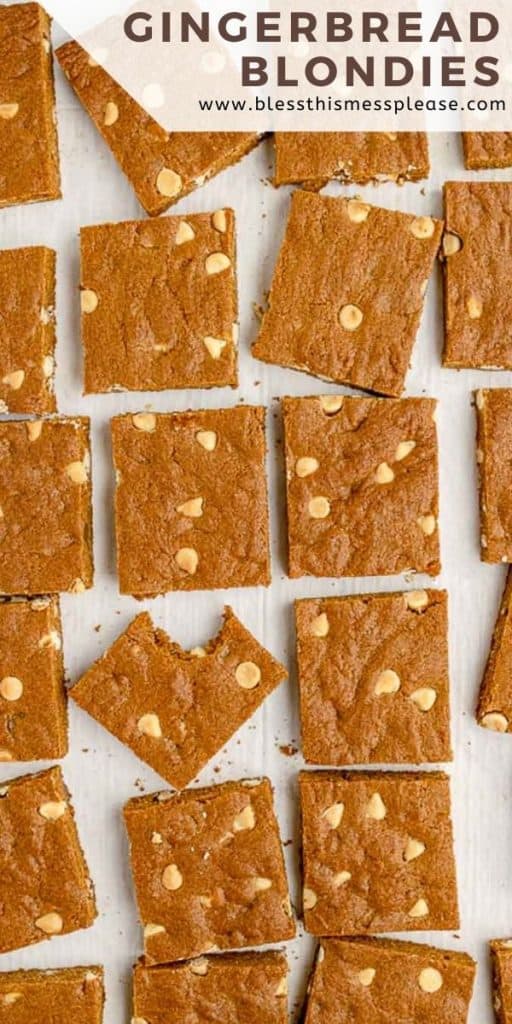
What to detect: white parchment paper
<box><xmin>1</xmin><ymin>16</ymin><xmax>512</xmax><ymax>1024</ymax></box>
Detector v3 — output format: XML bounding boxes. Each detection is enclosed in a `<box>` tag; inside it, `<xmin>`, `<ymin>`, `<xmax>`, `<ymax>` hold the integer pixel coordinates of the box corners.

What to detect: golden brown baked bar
<box><xmin>491</xmin><ymin>940</ymin><xmax>512</xmax><ymax>1023</ymax></box>
<box><xmin>0</xmin><ymin>418</ymin><xmax>93</xmax><ymax>596</ymax></box>
<box><xmin>0</xmin><ymin>765</ymin><xmax>97</xmax><ymax>953</ymax></box>
<box><xmin>296</xmin><ymin>589</ymin><xmax>451</xmax><ymax>765</ymax></box>
<box><xmin>111</xmin><ymin>406</ymin><xmax>270</xmax><ymax>595</ymax></box>
<box><xmin>274</xmin><ymin>132</ymin><xmax>430</xmax><ymax>187</ymax></box>
<box><xmin>0</xmin><ymin>247</ymin><xmax>57</xmax><ymax>414</ymax></box>
<box><xmin>0</xmin><ymin>3</ymin><xmax>60</xmax><ymax>208</ymax></box>
<box><xmin>124</xmin><ymin>777</ymin><xmax>295</xmax><ymax>963</ymax></box>
<box><xmin>253</xmin><ymin>191</ymin><xmax>442</xmax><ymax>397</ymax></box>
<box><xmin>304</xmin><ymin>937</ymin><xmax>476</xmax><ymax>1024</ymax></box>
<box><xmin>71</xmin><ymin>608</ymin><xmax>287</xmax><ymax>789</ymax></box>
<box><xmin>282</xmin><ymin>395</ymin><xmax>440</xmax><ymax>580</ymax></box>
<box><xmin>477</xmin><ymin>571</ymin><xmax>512</xmax><ymax>734</ymax></box>
<box><xmin>133</xmin><ymin>952</ymin><xmax>288</xmax><ymax>1024</ymax></box>
<box><xmin>56</xmin><ymin>40</ymin><xmax>261</xmax><ymax>216</ymax></box>
<box><xmin>462</xmin><ymin>133</ymin><xmax>512</xmax><ymax>170</ymax></box>
<box><xmin>0</xmin><ymin>966</ymin><xmax>104</xmax><ymax>1023</ymax></box>
<box><xmin>475</xmin><ymin>388</ymin><xmax>512</xmax><ymax>563</ymax></box>
<box><xmin>299</xmin><ymin>770</ymin><xmax>459</xmax><ymax>935</ymax></box>
<box><xmin>0</xmin><ymin>597</ymin><xmax>67</xmax><ymax>761</ymax></box>
<box><xmin>443</xmin><ymin>182</ymin><xmax>512</xmax><ymax>369</ymax></box>
<box><xmin>80</xmin><ymin>211</ymin><xmax>237</xmax><ymax>393</ymax></box>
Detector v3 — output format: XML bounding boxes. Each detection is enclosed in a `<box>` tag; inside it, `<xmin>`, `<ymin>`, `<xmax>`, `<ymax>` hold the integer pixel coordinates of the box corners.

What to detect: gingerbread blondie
<box><xmin>71</xmin><ymin>608</ymin><xmax>286</xmax><ymax>788</ymax></box>
<box><xmin>124</xmin><ymin>777</ymin><xmax>295</xmax><ymax>962</ymax></box>
<box><xmin>80</xmin><ymin>211</ymin><xmax>237</xmax><ymax>393</ymax></box>
<box><xmin>0</xmin><ymin>967</ymin><xmax>104</xmax><ymax>1023</ymax></box>
<box><xmin>462</xmin><ymin>133</ymin><xmax>512</xmax><ymax>170</ymax></box>
<box><xmin>0</xmin><ymin>247</ymin><xmax>57</xmax><ymax>414</ymax></box>
<box><xmin>443</xmin><ymin>182</ymin><xmax>512</xmax><ymax>369</ymax></box>
<box><xmin>0</xmin><ymin>597</ymin><xmax>67</xmax><ymax>761</ymax></box>
<box><xmin>253</xmin><ymin>191</ymin><xmax>442</xmax><ymax>397</ymax></box>
<box><xmin>274</xmin><ymin>132</ymin><xmax>429</xmax><ymax>188</ymax></box>
<box><xmin>56</xmin><ymin>40</ymin><xmax>260</xmax><ymax>216</ymax></box>
<box><xmin>491</xmin><ymin>939</ymin><xmax>512</xmax><ymax>1023</ymax></box>
<box><xmin>0</xmin><ymin>418</ymin><xmax>93</xmax><ymax>595</ymax></box>
<box><xmin>296</xmin><ymin>589</ymin><xmax>451</xmax><ymax>765</ymax></box>
<box><xmin>111</xmin><ymin>406</ymin><xmax>270</xmax><ymax>595</ymax></box>
<box><xmin>300</xmin><ymin>770</ymin><xmax>459</xmax><ymax>935</ymax></box>
<box><xmin>132</xmin><ymin>952</ymin><xmax>288</xmax><ymax>1024</ymax></box>
<box><xmin>282</xmin><ymin>395</ymin><xmax>440</xmax><ymax>579</ymax></box>
<box><xmin>0</xmin><ymin>766</ymin><xmax>96</xmax><ymax>953</ymax></box>
<box><xmin>304</xmin><ymin>937</ymin><xmax>476</xmax><ymax>1024</ymax></box>
<box><xmin>475</xmin><ymin>388</ymin><xmax>512</xmax><ymax>563</ymax></box>
<box><xmin>0</xmin><ymin>3</ymin><xmax>60</xmax><ymax>208</ymax></box>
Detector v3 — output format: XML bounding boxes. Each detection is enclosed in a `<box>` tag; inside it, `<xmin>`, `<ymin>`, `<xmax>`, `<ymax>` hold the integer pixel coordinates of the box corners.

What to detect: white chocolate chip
<box><xmin>65</xmin><ymin>461</ymin><xmax>88</xmax><ymax>485</ymax></box>
<box><xmin>275</xmin><ymin>977</ymin><xmax>288</xmax><ymax>996</ymax></box>
<box><xmin>417</xmin><ymin>515</ymin><xmax>436</xmax><ymax>536</ymax></box>
<box><xmin>175</xmin><ymin>221</ymin><xmax>195</xmax><ymax>245</ymax></box>
<box><xmin>322</xmin><ymin>802</ymin><xmax>344</xmax><ymax>829</ymax></box>
<box><xmin>0</xmin><ymin>676</ymin><xmax>23</xmax><ymax>701</ymax></box>
<box><xmin>481</xmin><ymin>711</ymin><xmax>508</xmax><ymax>732</ymax></box>
<box><xmin>132</xmin><ymin>412</ymin><xmax>156</xmax><ymax>433</ymax></box>
<box><xmin>138</xmin><ymin>713</ymin><xmax>162</xmax><ymax>738</ymax></box>
<box><xmin>374</xmin><ymin>669</ymin><xmax>401</xmax><ymax>695</ymax></box>
<box><xmin>347</xmin><ymin>199</ymin><xmax>370</xmax><ymax>223</ymax></box>
<box><xmin>253</xmin><ymin>876</ymin><xmax>272</xmax><ymax>892</ymax></box>
<box><xmin>410</xmin><ymin>216</ymin><xmax>435</xmax><ymax>240</ymax></box>
<box><xmin>144</xmin><ymin>922</ymin><xmax>166</xmax><ymax>937</ymax></box>
<box><xmin>2</xmin><ymin>370</ymin><xmax>24</xmax><ymax>390</ymax></box>
<box><xmin>80</xmin><ymin>290</ymin><xmax>98</xmax><ymax>314</ymax></box>
<box><xmin>319</xmin><ymin>395</ymin><xmax>343</xmax><ymax>414</ymax></box>
<box><xmin>405</xmin><ymin>590</ymin><xmax>429</xmax><ymax>611</ymax></box>
<box><xmin>358</xmin><ymin>967</ymin><xmax>376</xmax><ymax>987</ymax></box>
<box><xmin>308</xmin><ymin>496</ymin><xmax>331</xmax><ymax>519</ymax></box>
<box><xmin>333</xmin><ymin>870</ymin><xmax>351</xmax><ymax>887</ymax></box>
<box><xmin>190</xmin><ymin>958</ymin><xmax>209</xmax><ymax>976</ymax></box>
<box><xmin>303</xmin><ymin>887</ymin><xmax>317</xmax><ymax>910</ymax></box>
<box><xmin>443</xmin><ymin>232</ymin><xmax>462</xmax><ymax>257</ymax></box>
<box><xmin>339</xmin><ymin>304</ymin><xmax>363</xmax><ymax>331</ymax></box>
<box><xmin>235</xmin><ymin>661</ymin><xmax>261</xmax><ymax>689</ymax></box>
<box><xmin>196</xmin><ymin>430</ymin><xmax>217</xmax><ymax>451</ymax></box>
<box><xmin>0</xmin><ymin>103</ymin><xmax>19</xmax><ymax>119</ymax></box>
<box><xmin>233</xmin><ymin>805</ymin><xmax>256</xmax><ymax>831</ymax></box>
<box><xmin>375</xmin><ymin>462</ymin><xmax>395</xmax><ymax>484</ymax></box>
<box><xmin>404</xmin><ymin>837</ymin><xmax>426</xmax><ymax>862</ymax></box>
<box><xmin>151</xmin><ymin>832</ymin><xmax>163</xmax><ymax>845</ymax></box>
<box><xmin>26</xmin><ymin>421</ymin><xmax>43</xmax><ymax>442</ymax></box>
<box><xmin>38</xmin><ymin>801</ymin><xmax>67</xmax><ymax>821</ymax></box>
<box><xmin>366</xmin><ymin>793</ymin><xmax>387</xmax><ymax>820</ymax></box>
<box><xmin>190</xmin><ymin>647</ymin><xmax>206</xmax><ymax>658</ymax></box>
<box><xmin>467</xmin><ymin>295</ymin><xmax>483</xmax><ymax>319</ymax></box>
<box><xmin>162</xmin><ymin>863</ymin><xmax>183</xmax><ymax>891</ymax></box>
<box><xmin>156</xmin><ymin>167</ymin><xmax>183</xmax><ymax>198</ymax></box>
<box><xmin>419</xmin><ymin>967</ymin><xmax>443</xmax><ymax>993</ymax></box>
<box><xmin>35</xmin><ymin>911</ymin><xmax>63</xmax><ymax>934</ymax></box>
<box><xmin>205</xmin><ymin>252</ymin><xmax>231</xmax><ymax>275</ymax></box>
<box><xmin>103</xmin><ymin>101</ymin><xmax>119</xmax><ymax>126</ymax></box>
<box><xmin>175</xmin><ymin>548</ymin><xmax>199</xmax><ymax>575</ymax></box>
<box><xmin>42</xmin><ymin>355</ymin><xmax>54</xmax><ymax>379</ymax></box>
<box><xmin>30</xmin><ymin>598</ymin><xmax>50</xmax><ymax>611</ymax></box>
<box><xmin>212</xmin><ymin>210</ymin><xmax>227</xmax><ymax>232</ymax></box>
<box><xmin>203</xmin><ymin>336</ymin><xmax>226</xmax><ymax>359</ymax></box>
<box><xmin>39</xmin><ymin>630</ymin><xmax>61</xmax><ymax>651</ymax></box>
<box><xmin>177</xmin><ymin>497</ymin><xmax>204</xmax><ymax>518</ymax></box>
<box><xmin>0</xmin><ymin>751</ymin><xmax>12</xmax><ymax>762</ymax></box>
<box><xmin>311</xmin><ymin>612</ymin><xmax>329</xmax><ymax>637</ymax></box>
<box><xmin>70</xmin><ymin>578</ymin><xmax>86</xmax><ymax>594</ymax></box>
<box><xmin>409</xmin><ymin>898</ymin><xmax>429</xmax><ymax>918</ymax></box>
<box><xmin>2</xmin><ymin>993</ymin><xmax>22</xmax><ymax>1005</ymax></box>
<box><xmin>395</xmin><ymin>440</ymin><xmax>416</xmax><ymax>462</ymax></box>
<box><xmin>410</xmin><ymin>687</ymin><xmax>437</xmax><ymax>711</ymax></box>
<box><xmin>296</xmin><ymin>456</ymin><xmax>319</xmax><ymax>478</ymax></box>
<box><xmin>476</xmin><ymin>389</ymin><xmax>485</xmax><ymax>410</ymax></box>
